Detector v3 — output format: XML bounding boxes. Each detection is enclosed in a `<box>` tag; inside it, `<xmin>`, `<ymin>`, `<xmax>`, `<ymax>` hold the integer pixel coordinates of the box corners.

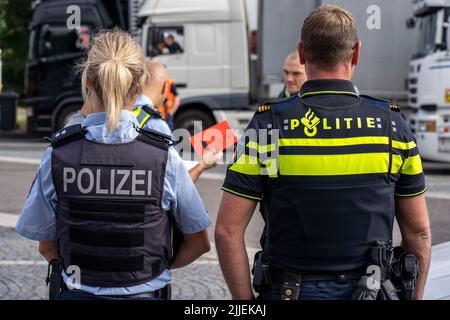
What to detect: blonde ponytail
<box><xmin>80</xmin><ymin>30</ymin><xmax>146</xmax><ymax>131</ymax></box>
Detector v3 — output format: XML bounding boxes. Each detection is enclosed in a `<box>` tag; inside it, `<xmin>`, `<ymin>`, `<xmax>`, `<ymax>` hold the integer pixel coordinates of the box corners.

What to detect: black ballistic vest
<box><xmin>263</xmin><ymin>96</ymin><xmax>395</xmax><ymax>272</ymax></box>
<box><xmin>51</xmin><ymin>126</ymin><xmax>171</xmax><ymax>287</ymax></box>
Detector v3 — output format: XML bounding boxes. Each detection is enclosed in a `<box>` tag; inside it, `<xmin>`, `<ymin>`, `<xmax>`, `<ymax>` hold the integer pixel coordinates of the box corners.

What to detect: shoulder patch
<box><xmin>49</xmin><ymin>124</ymin><xmax>85</xmax><ymax>148</ymax></box>
<box><xmin>259</xmin><ymin>94</ymin><xmax>300</xmax><ymax>113</ymax></box>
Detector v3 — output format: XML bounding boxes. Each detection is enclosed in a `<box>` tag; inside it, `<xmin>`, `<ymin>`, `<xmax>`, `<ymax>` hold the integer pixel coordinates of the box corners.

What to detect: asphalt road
<box><xmin>1</xmin><ymin>137</ymin><xmax>450</xmax><ymax>247</ymax></box>
<box><xmin>1</xmin><ymin>135</ymin><xmax>449</xmax><ymax>300</ymax></box>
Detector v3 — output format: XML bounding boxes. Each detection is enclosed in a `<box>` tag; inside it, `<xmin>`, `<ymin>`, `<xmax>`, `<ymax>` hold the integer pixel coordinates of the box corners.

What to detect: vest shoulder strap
<box><xmin>50</xmin><ymin>124</ymin><xmax>85</xmax><ymax>148</ymax></box>
<box><xmin>142</xmin><ymin>105</ymin><xmax>162</xmax><ymax>119</ymax></box>
<box><xmin>137</xmin><ymin>127</ymin><xmax>175</xmax><ymax>150</ymax></box>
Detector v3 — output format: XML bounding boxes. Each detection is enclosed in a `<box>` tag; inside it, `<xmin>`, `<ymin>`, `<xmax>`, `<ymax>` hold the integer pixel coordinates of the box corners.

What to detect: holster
<box><xmin>46</xmin><ymin>259</ymin><xmax>63</xmax><ymax>300</ymax></box>
<box><xmin>252</xmin><ymin>251</ymin><xmax>272</xmax><ymax>294</ymax></box>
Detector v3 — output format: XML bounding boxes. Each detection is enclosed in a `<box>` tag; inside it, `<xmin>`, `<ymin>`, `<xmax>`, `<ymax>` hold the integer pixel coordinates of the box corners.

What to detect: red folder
<box><xmin>189</xmin><ymin>121</ymin><xmax>238</xmax><ymax>158</ymax></box>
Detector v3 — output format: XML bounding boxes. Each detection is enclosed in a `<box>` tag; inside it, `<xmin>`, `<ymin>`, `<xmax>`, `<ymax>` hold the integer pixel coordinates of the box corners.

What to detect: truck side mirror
<box><xmin>406</xmin><ymin>17</ymin><xmax>415</xmax><ymax>29</ymax></box>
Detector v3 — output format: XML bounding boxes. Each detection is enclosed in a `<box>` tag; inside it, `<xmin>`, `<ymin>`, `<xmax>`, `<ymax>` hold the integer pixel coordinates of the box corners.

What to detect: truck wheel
<box><xmin>175</xmin><ymin>109</ymin><xmax>215</xmax><ymax>135</ymax></box>
<box><xmin>56</xmin><ymin>105</ymin><xmax>82</xmax><ymax>130</ymax></box>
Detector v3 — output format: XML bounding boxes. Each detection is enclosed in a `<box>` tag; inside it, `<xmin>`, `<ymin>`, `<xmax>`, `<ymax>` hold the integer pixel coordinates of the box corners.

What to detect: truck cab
<box><xmin>408</xmin><ymin>0</ymin><xmax>450</xmax><ymax>161</ymax></box>
<box><xmin>138</xmin><ymin>0</ymin><xmax>255</xmax><ymax>134</ymax></box>
<box><xmin>25</xmin><ymin>0</ymin><xmax>133</xmax><ymax>134</ymax></box>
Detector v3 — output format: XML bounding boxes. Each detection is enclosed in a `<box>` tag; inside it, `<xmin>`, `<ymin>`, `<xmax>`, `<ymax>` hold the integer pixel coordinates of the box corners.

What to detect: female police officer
<box><xmin>16</xmin><ymin>30</ymin><xmax>211</xmax><ymax>300</ymax></box>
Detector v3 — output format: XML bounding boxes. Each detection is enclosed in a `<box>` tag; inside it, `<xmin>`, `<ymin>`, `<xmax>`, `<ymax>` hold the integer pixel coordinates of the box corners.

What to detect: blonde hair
<box><xmin>301</xmin><ymin>5</ymin><xmax>358</xmax><ymax>67</ymax></box>
<box><xmin>80</xmin><ymin>30</ymin><xmax>146</xmax><ymax>131</ymax></box>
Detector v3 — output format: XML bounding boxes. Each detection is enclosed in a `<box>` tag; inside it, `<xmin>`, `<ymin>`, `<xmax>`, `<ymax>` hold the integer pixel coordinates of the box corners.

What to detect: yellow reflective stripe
<box><xmin>279</xmin><ymin>153</ymin><xmax>396</xmax><ymax>176</ymax></box>
<box><xmin>392</xmin><ymin>140</ymin><xmax>417</xmax><ymax>150</ymax></box>
<box><xmin>222</xmin><ymin>187</ymin><xmax>262</xmax><ymax>201</ymax></box>
<box><xmin>139</xmin><ymin>114</ymin><xmax>150</xmax><ymax>127</ymax></box>
<box><xmin>392</xmin><ymin>154</ymin><xmax>403</xmax><ymax>174</ymax></box>
<box><xmin>279</xmin><ymin>136</ymin><xmax>389</xmax><ymax>147</ymax></box>
<box><xmin>400</xmin><ymin>154</ymin><xmax>423</xmax><ymax>175</ymax></box>
<box><xmin>300</xmin><ymin>91</ymin><xmax>359</xmax><ymax>98</ymax></box>
<box><xmin>246</xmin><ymin>141</ymin><xmax>276</xmax><ymax>153</ymax></box>
<box><xmin>395</xmin><ymin>188</ymin><xmax>427</xmax><ymax>197</ymax></box>
<box><xmin>132</xmin><ymin>108</ymin><xmax>150</xmax><ymax>127</ymax></box>
<box><xmin>228</xmin><ymin>155</ymin><xmax>261</xmax><ymax>175</ymax></box>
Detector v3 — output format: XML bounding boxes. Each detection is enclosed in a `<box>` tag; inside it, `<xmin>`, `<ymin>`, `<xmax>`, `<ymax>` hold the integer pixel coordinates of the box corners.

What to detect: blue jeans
<box><xmin>59</xmin><ymin>289</ymin><xmax>159</xmax><ymax>300</ymax></box>
<box><xmin>259</xmin><ymin>280</ymin><xmax>358</xmax><ymax>300</ymax></box>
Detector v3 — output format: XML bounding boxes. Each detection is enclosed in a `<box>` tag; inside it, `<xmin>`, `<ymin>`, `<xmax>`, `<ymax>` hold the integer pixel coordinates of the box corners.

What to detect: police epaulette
<box><xmin>360</xmin><ymin>94</ymin><xmax>400</xmax><ymax>112</ymax></box>
<box><xmin>49</xmin><ymin>124</ymin><xmax>85</xmax><ymax>148</ymax></box>
<box><xmin>389</xmin><ymin>104</ymin><xmax>401</xmax><ymax>112</ymax></box>
<box><xmin>258</xmin><ymin>95</ymin><xmax>299</xmax><ymax>113</ymax></box>
<box><xmin>142</xmin><ymin>104</ymin><xmax>162</xmax><ymax>118</ymax></box>
<box><xmin>257</xmin><ymin>104</ymin><xmax>272</xmax><ymax>113</ymax></box>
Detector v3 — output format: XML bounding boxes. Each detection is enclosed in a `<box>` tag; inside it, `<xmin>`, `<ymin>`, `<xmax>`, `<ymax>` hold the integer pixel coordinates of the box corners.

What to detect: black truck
<box><xmin>25</xmin><ymin>0</ymin><xmax>141</xmax><ymax>134</ymax></box>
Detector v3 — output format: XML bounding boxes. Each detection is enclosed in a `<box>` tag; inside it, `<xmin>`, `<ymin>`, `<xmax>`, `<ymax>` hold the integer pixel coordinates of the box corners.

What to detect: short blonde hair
<box><xmin>80</xmin><ymin>30</ymin><xmax>146</xmax><ymax>131</ymax></box>
<box><xmin>301</xmin><ymin>5</ymin><xmax>358</xmax><ymax>67</ymax></box>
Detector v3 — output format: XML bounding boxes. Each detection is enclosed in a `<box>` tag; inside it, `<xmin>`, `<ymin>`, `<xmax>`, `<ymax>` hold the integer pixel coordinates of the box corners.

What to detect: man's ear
<box><xmin>352</xmin><ymin>41</ymin><xmax>362</xmax><ymax>66</ymax></box>
<box><xmin>298</xmin><ymin>42</ymin><xmax>306</xmax><ymax>65</ymax></box>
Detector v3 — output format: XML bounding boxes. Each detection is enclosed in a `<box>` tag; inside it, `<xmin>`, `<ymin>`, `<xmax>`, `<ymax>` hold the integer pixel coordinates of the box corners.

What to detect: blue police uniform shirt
<box><xmin>16</xmin><ymin>110</ymin><xmax>211</xmax><ymax>295</ymax></box>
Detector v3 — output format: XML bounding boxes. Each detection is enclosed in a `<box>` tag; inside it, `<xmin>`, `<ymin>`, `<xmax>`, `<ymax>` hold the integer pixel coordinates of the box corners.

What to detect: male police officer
<box><xmin>68</xmin><ymin>60</ymin><xmax>219</xmax><ymax>182</ymax></box>
<box><xmin>278</xmin><ymin>51</ymin><xmax>307</xmax><ymax>99</ymax></box>
<box><xmin>215</xmin><ymin>5</ymin><xmax>431</xmax><ymax>300</ymax></box>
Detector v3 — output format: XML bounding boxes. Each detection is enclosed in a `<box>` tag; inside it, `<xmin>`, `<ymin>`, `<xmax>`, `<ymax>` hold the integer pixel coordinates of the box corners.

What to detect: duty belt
<box><xmin>268</xmin><ymin>266</ymin><xmax>365</xmax><ymax>300</ymax></box>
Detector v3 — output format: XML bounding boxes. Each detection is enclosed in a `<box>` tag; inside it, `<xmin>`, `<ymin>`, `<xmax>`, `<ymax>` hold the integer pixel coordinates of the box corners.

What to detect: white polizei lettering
<box><xmin>116</xmin><ymin>170</ymin><xmax>131</xmax><ymax>195</ymax></box>
<box><xmin>110</xmin><ymin>169</ymin><xmax>115</xmax><ymax>194</ymax></box>
<box><xmin>131</xmin><ymin>170</ymin><xmax>146</xmax><ymax>196</ymax></box>
<box><xmin>63</xmin><ymin>167</ymin><xmax>76</xmax><ymax>192</ymax></box>
<box><xmin>95</xmin><ymin>169</ymin><xmax>108</xmax><ymax>194</ymax></box>
<box><xmin>77</xmin><ymin>168</ymin><xmax>94</xmax><ymax>194</ymax></box>
<box><xmin>147</xmin><ymin>170</ymin><xmax>152</xmax><ymax>196</ymax></box>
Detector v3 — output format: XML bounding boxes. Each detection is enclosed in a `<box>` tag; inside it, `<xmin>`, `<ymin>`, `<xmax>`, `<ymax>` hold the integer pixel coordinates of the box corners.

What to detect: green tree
<box><xmin>0</xmin><ymin>0</ymin><xmax>32</xmax><ymax>94</ymax></box>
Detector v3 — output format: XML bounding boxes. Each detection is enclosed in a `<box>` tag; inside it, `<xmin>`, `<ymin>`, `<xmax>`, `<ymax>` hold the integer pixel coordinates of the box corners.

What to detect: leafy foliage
<box><xmin>0</xmin><ymin>0</ymin><xmax>32</xmax><ymax>94</ymax></box>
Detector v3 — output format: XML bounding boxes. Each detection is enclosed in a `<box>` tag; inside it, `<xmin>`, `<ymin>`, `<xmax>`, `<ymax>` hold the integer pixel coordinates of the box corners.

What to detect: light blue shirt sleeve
<box><xmin>163</xmin><ymin>147</ymin><xmax>211</xmax><ymax>234</ymax></box>
<box><xmin>16</xmin><ymin>147</ymin><xmax>58</xmax><ymax>241</ymax></box>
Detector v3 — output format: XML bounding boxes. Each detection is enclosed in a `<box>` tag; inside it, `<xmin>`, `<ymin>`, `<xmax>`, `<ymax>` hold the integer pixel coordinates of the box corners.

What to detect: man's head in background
<box><xmin>165</xmin><ymin>34</ymin><xmax>175</xmax><ymax>47</ymax></box>
<box><xmin>143</xmin><ymin>60</ymin><xmax>169</xmax><ymax>107</ymax></box>
<box><xmin>298</xmin><ymin>4</ymin><xmax>361</xmax><ymax>80</ymax></box>
<box><xmin>283</xmin><ymin>51</ymin><xmax>307</xmax><ymax>95</ymax></box>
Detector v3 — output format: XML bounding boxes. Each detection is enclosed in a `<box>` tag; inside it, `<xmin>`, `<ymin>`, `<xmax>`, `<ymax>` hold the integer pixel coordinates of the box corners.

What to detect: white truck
<box><xmin>407</xmin><ymin>0</ymin><xmax>450</xmax><ymax>162</ymax></box>
<box><xmin>139</xmin><ymin>0</ymin><xmax>418</xmax><ymax>133</ymax></box>
<box><xmin>27</xmin><ymin>0</ymin><xmax>418</xmax><ymax>135</ymax></box>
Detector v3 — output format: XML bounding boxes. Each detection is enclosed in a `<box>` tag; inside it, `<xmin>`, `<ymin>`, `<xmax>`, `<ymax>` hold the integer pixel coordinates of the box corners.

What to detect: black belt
<box><xmin>266</xmin><ymin>266</ymin><xmax>365</xmax><ymax>300</ymax></box>
<box><xmin>270</xmin><ymin>266</ymin><xmax>365</xmax><ymax>284</ymax></box>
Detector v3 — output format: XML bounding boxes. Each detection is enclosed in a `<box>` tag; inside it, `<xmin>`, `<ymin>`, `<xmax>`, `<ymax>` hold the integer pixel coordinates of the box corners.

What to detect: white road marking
<box><xmin>0</xmin><ymin>156</ymin><xmax>40</xmax><ymax>165</ymax></box>
<box><xmin>199</xmin><ymin>172</ymin><xmax>225</xmax><ymax>180</ymax></box>
<box><xmin>0</xmin><ymin>212</ymin><xmax>18</xmax><ymax>228</ymax></box>
<box><xmin>0</xmin><ymin>260</ymin><xmax>47</xmax><ymax>266</ymax></box>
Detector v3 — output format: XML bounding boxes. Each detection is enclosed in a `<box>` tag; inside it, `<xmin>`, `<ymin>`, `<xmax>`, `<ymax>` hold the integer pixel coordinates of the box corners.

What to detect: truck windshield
<box><xmin>414</xmin><ymin>12</ymin><xmax>438</xmax><ymax>59</ymax></box>
<box><xmin>36</xmin><ymin>25</ymin><xmax>91</xmax><ymax>58</ymax></box>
